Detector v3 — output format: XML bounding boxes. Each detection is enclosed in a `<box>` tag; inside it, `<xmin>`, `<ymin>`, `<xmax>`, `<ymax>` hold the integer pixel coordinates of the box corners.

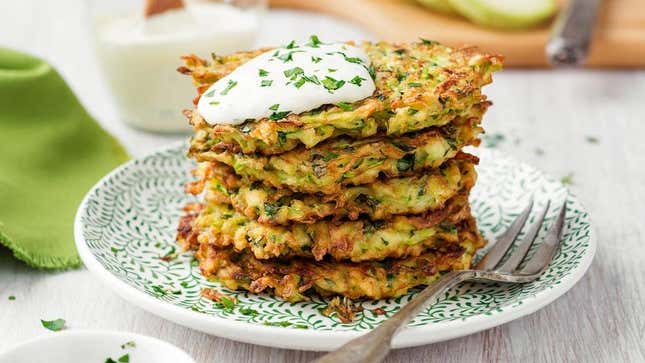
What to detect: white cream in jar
<box><xmin>93</xmin><ymin>2</ymin><xmax>260</xmax><ymax>132</ymax></box>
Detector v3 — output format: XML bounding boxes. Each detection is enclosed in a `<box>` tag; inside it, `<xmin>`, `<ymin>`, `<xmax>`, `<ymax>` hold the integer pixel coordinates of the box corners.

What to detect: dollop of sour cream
<box><xmin>197</xmin><ymin>36</ymin><xmax>376</xmax><ymax>125</ymax></box>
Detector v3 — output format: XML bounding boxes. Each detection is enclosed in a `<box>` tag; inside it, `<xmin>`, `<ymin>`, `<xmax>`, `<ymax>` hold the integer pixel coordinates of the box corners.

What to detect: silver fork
<box><xmin>314</xmin><ymin>199</ymin><xmax>566</xmax><ymax>363</ymax></box>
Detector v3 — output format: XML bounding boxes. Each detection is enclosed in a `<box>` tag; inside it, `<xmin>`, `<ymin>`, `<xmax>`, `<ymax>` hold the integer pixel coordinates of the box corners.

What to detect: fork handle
<box><xmin>313</xmin><ymin>270</ymin><xmax>474</xmax><ymax>363</ymax></box>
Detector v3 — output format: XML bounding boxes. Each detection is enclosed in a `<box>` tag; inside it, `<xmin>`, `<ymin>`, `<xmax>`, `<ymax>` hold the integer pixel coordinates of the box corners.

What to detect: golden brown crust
<box><xmin>176</xmin><ymin>193</ymin><xmax>485</xmax><ymax>262</ymax></box>
<box><xmin>187</xmin><ymin>157</ymin><xmax>477</xmax><ymax>225</ymax></box>
<box><xmin>191</xmin><ymin>118</ymin><xmax>482</xmax><ymax>195</ymax></box>
<box><xmin>193</xmin><ymin>244</ymin><xmax>477</xmax><ymax>302</ymax></box>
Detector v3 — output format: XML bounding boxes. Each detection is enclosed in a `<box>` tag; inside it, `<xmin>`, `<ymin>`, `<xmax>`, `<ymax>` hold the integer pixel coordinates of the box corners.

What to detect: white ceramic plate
<box><xmin>0</xmin><ymin>330</ymin><xmax>195</xmax><ymax>363</ymax></box>
<box><xmin>74</xmin><ymin>144</ymin><xmax>595</xmax><ymax>351</ymax></box>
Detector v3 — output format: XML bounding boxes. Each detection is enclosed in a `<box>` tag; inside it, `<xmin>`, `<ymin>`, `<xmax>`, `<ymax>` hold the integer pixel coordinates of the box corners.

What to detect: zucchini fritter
<box><xmin>188</xmin><ymin>156</ymin><xmax>478</xmax><ymax>225</ymax></box>
<box><xmin>180</xmin><ymin>40</ymin><xmax>502</xmax><ymax>155</ymax></box>
<box><xmin>194</xmin><ymin>239</ymin><xmax>478</xmax><ymax>302</ymax></box>
<box><xmin>176</xmin><ymin>193</ymin><xmax>484</xmax><ymax>262</ymax></box>
<box><xmin>191</xmin><ymin>116</ymin><xmax>481</xmax><ymax>195</ymax></box>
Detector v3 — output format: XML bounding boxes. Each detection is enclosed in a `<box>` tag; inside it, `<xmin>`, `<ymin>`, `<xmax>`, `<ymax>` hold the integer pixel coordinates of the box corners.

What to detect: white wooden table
<box><xmin>1</xmin><ymin>2</ymin><xmax>644</xmax><ymax>362</ymax></box>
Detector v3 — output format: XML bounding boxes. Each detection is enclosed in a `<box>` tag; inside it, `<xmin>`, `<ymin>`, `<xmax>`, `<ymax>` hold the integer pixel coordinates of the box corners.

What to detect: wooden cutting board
<box><xmin>270</xmin><ymin>0</ymin><xmax>645</xmax><ymax>67</ymax></box>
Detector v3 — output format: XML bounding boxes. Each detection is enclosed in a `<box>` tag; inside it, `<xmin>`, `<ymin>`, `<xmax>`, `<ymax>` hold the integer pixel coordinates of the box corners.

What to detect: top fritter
<box><xmin>179</xmin><ymin>37</ymin><xmax>503</xmax><ymax>156</ymax></box>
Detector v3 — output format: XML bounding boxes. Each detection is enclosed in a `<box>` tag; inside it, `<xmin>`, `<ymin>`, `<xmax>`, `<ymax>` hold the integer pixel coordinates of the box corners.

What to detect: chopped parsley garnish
<box><xmin>204</xmin><ymin>89</ymin><xmax>216</xmax><ymax>97</ymax></box>
<box><xmin>337</xmin><ymin>52</ymin><xmax>363</xmax><ymax>64</ymax></box>
<box><xmin>8</xmin><ymin>295</ymin><xmax>15</xmax><ymax>301</ymax></box>
<box><xmin>151</xmin><ymin>285</ymin><xmax>181</xmax><ymax>296</ymax></box>
<box><xmin>219</xmin><ymin>296</ymin><xmax>236</xmax><ymax>311</ymax></box>
<box><xmin>323</xmin><ymin>152</ymin><xmax>338</xmax><ymax>161</ymax></box>
<box><xmin>239</xmin><ymin>307</ymin><xmax>259</xmax><ymax>316</ymax></box>
<box><xmin>269</xmin><ymin>103</ymin><xmax>280</xmax><ymax>111</ymax></box>
<box><xmin>586</xmin><ymin>136</ymin><xmax>599</xmax><ymax>144</ymax></box>
<box><xmin>220</xmin><ymin>80</ymin><xmax>237</xmax><ymax>95</ymax></box>
<box><xmin>160</xmin><ymin>245</ymin><xmax>178</xmax><ymax>261</ymax></box>
<box><xmin>408</xmin><ymin>82</ymin><xmax>422</xmax><ymax>87</ymax></box>
<box><xmin>344</xmin><ymin>56</ymin><xmax>362</xmax><ymax>64</ymax></box>
<box><xmin>105</xmin><ymin>354</ymin><xmax>129</xmax><ymax>363</ymax></box>
<box><xmin>121</xmin><ymin>341</ymin><xmax>136</xmax><ymax>349</ymax></box>
<box><xmin>258</xmin><ymin>69</ymin><xmax>269</xmax><ymax>77</ymax></box>
<box><xmin>482</xmin><ymin>133</ymin><xmax>505</xmax><ymax>148</ymax></box>
<box><xmin>269</xmin><ymin>111</ymin><xmax>290</xmax><ymax>120</ymax></box>
<box><xmin>264</xmin><ymin>202</ymin><xmax>279</xmax><ymax>217</ymax></box>
<box><xmin>349</xmin><ymin>76</ymin><xmax>366</xmax><ymax>86</ymax></box>
<box><xmin>322</xmin><ymin>76</ymin><xmax>345</xmax><ymax>92</ymax></box>
<box><xmin>260</xmin><ymin>80</ymin><xmax>273</xmax><ymax>87</ymax></box>
<box><xmin>278</xmin><ymin>53</ymin><xmax>293</xmax><ymax>62</ymax></box>
<box><xmin>284</xmin><ymin>67</ymin><xmax>304</xmax><ymax>79</ymax></box>
<box><xmin>327</xmin><ymin>51</ymin><xmax>364</xmax><ymax>65</ymax></box>
<box><xmin>277</xmin><ymin>131</ymin><xmax>287</xmax><ymax>144</ymax></box>
<box><xmin>111</xmin><ymin>247</ymin><xmax>119</xmax><ymax>255</ymax></box>
<box><xmin>397</xmin><ymin>72</ymin><xmax>408</xmax><ymax>82</ymax></box>
<box><xmin>294</xmin><ymin>78</ymin><xmax>306</xmax><ymax>88</ymax></box>
<box><xmin>328</xmin><ymin>68</ymin><xmax>337</xmax><ymax>73</ymax></box>
<box><xmin>311</xmin><ymin>56</ymin><xmax>322</xmax><ymax>63</ymax></box>
<box><xmin>336</xmin><ymin>102</ymin><xmax>354</xmax><ymax>111</ymax></box>
<box><xmin>285</xmin><ymin>40</ymin><xmax>296</xmax><ymax>49</ymax></box>
<box><xmin>209</xmin><ymin>100</ymin><xmax>220</xmax><ymax>105</ymax></box>
<box><xmin>420</xmin><ymin>38</ymin><xmax>438</xmax><ymax>45</ymax></box>
<box><xmin>41</xmin><ymin>318</ymin><xmax>65</xmax><ymax>332</ymax></box>
<box><xmin>302</xmin><ymin>74</ymin><xmax>320</xmax><ymax>85</ymax></box>
<box><xmin>560</xmin><ymin>173</ymin><xmax>574</xmax><ymax>185</ymax></box>
<box><xmin>367</xmin><ymin>65</ymin><xmax>376</xmax><ymax>80</ymax></box>
<box><xmin>308</xmin><ymin>35</ymin><xmax>322</xmax><ymax>48</ymax></box>
<box><xmin>276</xmin><ymin>50</ymin><xmax>304</xmax><ymax>63</ymax></box>
<box><xmin>396</xmin><ymin>154</ymin><xmax>415</xmax><ymax>172</ymax></box>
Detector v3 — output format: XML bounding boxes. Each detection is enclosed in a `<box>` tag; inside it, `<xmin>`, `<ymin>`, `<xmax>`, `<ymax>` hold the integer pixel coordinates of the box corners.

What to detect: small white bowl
<box><xmin>0</xmin><ymin>330</ymin><xmax>195</xmax><ymax>363</ymax></box>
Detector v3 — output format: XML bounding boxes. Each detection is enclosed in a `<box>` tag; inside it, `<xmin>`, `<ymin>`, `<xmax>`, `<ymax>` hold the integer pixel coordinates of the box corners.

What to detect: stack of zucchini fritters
<box><xmin>177</xmin><ymin>40</ymin><xmax>503</xmax><ymax>302</ymax></box>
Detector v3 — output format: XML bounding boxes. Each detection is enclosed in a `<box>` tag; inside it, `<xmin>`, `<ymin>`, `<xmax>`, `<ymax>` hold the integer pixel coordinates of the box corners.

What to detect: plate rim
<box><xmin>74</xmin><ymin>143</ymin><xmax>596</xmax><ymax>351</ymax></box>
<box><xmin>0</xmin><ymin>330</ymin><xmax>196</xmax><ymax>362</ymax></box>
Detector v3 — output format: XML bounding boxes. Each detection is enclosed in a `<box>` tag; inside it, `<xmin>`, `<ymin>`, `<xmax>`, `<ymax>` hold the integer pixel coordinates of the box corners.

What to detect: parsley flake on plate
<box><xmin>41</xmin><ymin>318</ymin><xmax>66</xmax><ymax>332</ymax></box>
<box><xmin>105</xmin><ymin>353</ymin><xmax>129</xmax><ymax>363</ymax></box>
<box><xmin>121</xmin><ymin>341</ymin><xmax>136</xmax><ymax>349</ymax></box>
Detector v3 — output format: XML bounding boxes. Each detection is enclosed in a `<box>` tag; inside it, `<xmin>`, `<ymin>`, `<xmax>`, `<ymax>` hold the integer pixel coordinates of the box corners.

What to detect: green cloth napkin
<box><xmin>0</xmin><ymin>48</ymin><xmax>128</xmax><ymax>269</ymax></box>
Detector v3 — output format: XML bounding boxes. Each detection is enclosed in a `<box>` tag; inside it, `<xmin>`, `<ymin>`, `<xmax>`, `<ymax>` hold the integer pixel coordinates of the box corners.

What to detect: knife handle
<box><xmin>546</xmin><ymin>0</ymin><xmax>602</xmax><ymax>66</ymax></box>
